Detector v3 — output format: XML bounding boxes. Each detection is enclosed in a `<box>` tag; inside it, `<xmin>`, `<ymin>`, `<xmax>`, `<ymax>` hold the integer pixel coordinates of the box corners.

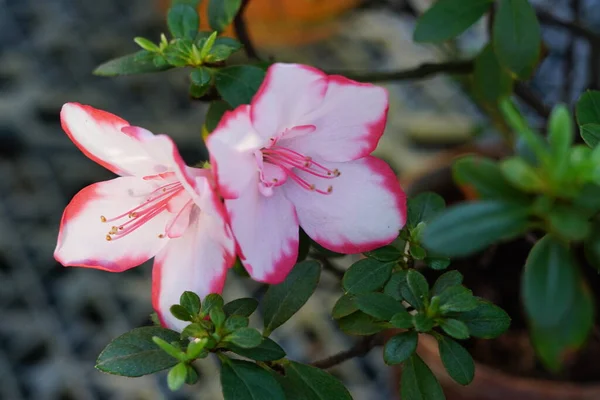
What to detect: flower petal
<box><xmin>250</xmin><ymin>63</ymin><xmax>328</xmax><ymax>138</ymax></box>
<box><xmin>60</xmin><ymin>103</ymin><xmax>164</xmax><ymax>176</ymax></box>
<box><xmin>206</xmin><ymin>105</ymin><xmax>262</xmax><ymax>199</ymax></box>
<box><xmin>280</xmin><ymin>76</ymin><xmax>388</xmax><ymax>162</ymax></box>
<box><xmin>226</xmin><ymin>180</ymin><xmax>299</xmax><ymax>284</ymax></box>
<box><xmin>54</xmin><ymin>177</ymin><xmax>171</xmax><ymax>272</ymax></box>
<box><xmin>283</xmin><ymin>156</ymin><xmax>406</xmax><ymax>253</ymax></box>
<box><xmin>152</xmin><ymin>210</ymin><xmax>235</xmax><ymax>331</ymax></box>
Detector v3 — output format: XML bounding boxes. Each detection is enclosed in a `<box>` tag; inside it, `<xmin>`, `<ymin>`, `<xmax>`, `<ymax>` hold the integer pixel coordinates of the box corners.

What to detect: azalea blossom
<box><xmin>54</xmin><ymin>103</ymin><xmax>235</xmax><ymax>330</ymax></box>
<box><xmin>207</xmin><ymin>63</ymin><xmax>407</xmax><ymax>284</ymax></box>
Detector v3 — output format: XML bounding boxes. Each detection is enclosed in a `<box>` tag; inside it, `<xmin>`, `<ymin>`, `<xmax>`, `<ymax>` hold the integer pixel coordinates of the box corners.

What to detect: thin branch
<box><xmin>514</xmin><ymin>82</ymin><xmax>551</xmax><ymax>119</ymax></box>
<box><xmin>311</xmin><ymin>335</ymin><xmax>382</xmax><ymax>369</ymax></box>
<box><xmin>536</xmin><ymin>9</ymin><xmax>599</xmax><ymax>43</ymax></box>
<box><xmin>233</xmin><ymin>0</ymin><xmax>260</xmax><ymax>60</ymax></box>
<box><xmin>329</xmin><ymin>61</ymin><xmax>474</xmax><ymax>83</ymax></box>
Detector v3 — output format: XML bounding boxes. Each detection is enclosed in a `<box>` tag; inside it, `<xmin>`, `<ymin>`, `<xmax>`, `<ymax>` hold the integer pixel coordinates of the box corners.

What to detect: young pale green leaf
<box><xmin>384</xmin><ymin>331</ymin><xmax>418</xmax><ymax>365</ymax></box>
<box><xmin>223</xmin><ymin>298</ymin><xmax>259</xmax><ymax>317</ymax></box>
<box><xmin>224</xmin><ymin>328</ymin><xmax>264</xmax><ymax>349</ymax></box>
<box><xmin>96</xmin><ymin>327</ymin><xmax>183</xmax><ymax>377</ymax></box>
<box><xmin>432</xmin><ymin>270</ymin><xmax>463</xmax><ymax>296</ymax></box>
<box><xmin>548</xmin><ymin>104</ymin><xmax>574</xmax><ymax>160</ymax></box>
<box><xmin>439</xmin><ymin>319</ymin><xmax>470</xmax><ymax>339</ymax></box>
<box><xmin>332</xmin><ymin>294</ymin><xmax>358</xmax><ymax>319</ymax></box>
<box><xmin>363</xmin><ymin>245</ymin><xmax>403</xmax><ymax>262</ymax></box>
<box><xmin>208</xmin><ymin>0</ymin><xmax>242</xmax><ymax>32</ymax></box>
<box><xmin>355</xmin><ymin>292</ymin><xmax>405</xmax><ymax>321</ymax></box>
<box><xmin>413</xmin><ymin>0</ymin><xmax>493</xmax><ymax>43</ymax></box>
<box><xmin>263</xmin><ymin>261</ymin><xmax>321</xmax><ymax>336</ymax></box>
<box><xmin>500</xmin><ymin>157</ymin><xmax>544</xmax><ymax>192</ymax></box>
<box><xmin>94</xmin><ymin>51</ymin><xmax>172</xmax><ymax>76</ymax></box>
<box><xmin>180</xmin><ymin>291</ymin><xmax>201</xmax><ymax>315</ymax></box>
<box><xmin>457</xmin><ymin>300</ymin><xmax>511</xmax><ymax>338</ymax></box>
<box><xmin>401</xmin><ymin>354</ymin><xmax>445</xmax><ymax>400</ymax></box>
<box><xmin>199</xmin><ymin>31</ymin><xmax>218</xmax><ymax>59</ymax></box>
<box><xmin>134</xmin><ymin>37</ymin><xmax>160</xmax><ymax>52</ymax></box>
<box><xmin>523</xmin><ymin>235</ymin><xmax>578</xmax><ymax>327</ymax></box>
<box><xmin>186</xmin><ymin>364</ymin><xmax>200</xmax><ymax>384</ymax></box>
<box><xmin>384</xmin><ymin>271</ymin><xmax>407</xmax><ymax>301</ymax></box>
<box><xmin>167</xmin><ymin>4</ymin><xmax>199</xmax><ymax>40</ymax></box>
<box><xmin>342</xmin><ymin>258</ymin><xmax>394</xmax><ymax>294</ymax></box>
<box><xmin>221</xmin><ymin>359</ymin><xmax>285</xmax><ymax>400</ymax></box>
<box><xmin>493</xmin><ymin>0</ymin><xmax>541</xmax><ymax>78</ymax></box>
<box><xmin>500</xmin><ymin>99</ymin><xmax>549</xmax><ymax>162</ymax></box>
<box><xmin>437</xmin><ymin>336</ymin><xmax>474</xmax><ymax>385</ymax></box>
<box><xmin>210</xmin><ymin>308</ymin><xmax>226</xmax><ymax>329</ymax></box>
<box><xmin>224</xmin><ymin>315</ymin><xmax>250</xmax><ymax>332</ymax></box>
<box><xmin>187</xmin><ymin>338</ymin><xmax>208</xmax><ymax>359</ymax></box>
<box><xmin>216</xmin><ymin>65</ymin><xmax>266</xmax><ymax>108</ymax></box>
<box><xmin>404</xmin><ymin>270</ymin><xmax>430</xmax><ymax>311</ymax></box>
<box><xmin>338</xmin><ymin>311</ymin><xmax>387</xmax><ymax>336</ymax></box>
<box><xmin>436</xmin><ymin>286</ymin><xmax>478</xmax><ymax>314</ymax></box>
<box><xmin>152</xmin><ymin>336</ymin><xmax>187</xmax><ymax>361</ymax></box>
<box><xmin>424</xmin><ymin>257</ymin><xmax>451</xmax><ymax>270</ymax></box>
<box><xmin>580</xmin><ymin>123</ymin><xmax>600</xmax><ymax>147</ymax></box>
<box><xmin>422</xmin><ymin>201</ymin><xmax>530</xmax><ymax>257</ymax></box>
<box><xmin>547</xmin><ymin>205</ymin><xmax>591</xmax><ymax>241</ymax></box>
<box><xmin>407</xmin><ymin>192</ymin><xmax>446</xmax><ymax>228</ymax></box>
<box><xmin>281</xmin><ymin>362</ymin><xmax>353</xmax><ymax>400</ymax></box>
<box><xmin>413</xmin><ymin>313</ymin><xmax>435</xmax><ymax>332</ymax></box>
<box><xmin>181</xmin><ymin>322</ymin><xmax>208</xmax><ymax>339</ymax></box>
<box><xmin>474</xmin><ymin>44</ymin><xmax>513</xmax><ymax>103</ymax></box>
<box><xmin>390</xmin><ymin>309</ymin><xmax>413</xmax><ymax>329</ymax></box>
<box><xmin>168</xmin><ymin>363</ymin><xmax>188</xmax><ymax>391</ymax></box>
<box><xmin>227</xmin><ymin>337</ymin><xmax>286</xmax><ymax>361</ymax></box>
<box><xmin>201</xmin><ymin>293</ymin><xmax>224</xmax><ymax>315</ymax></box>
<box><xmin>204</xmin><ymin>100</ymin><xmax>232</xmax><ymax>133</ymax></box>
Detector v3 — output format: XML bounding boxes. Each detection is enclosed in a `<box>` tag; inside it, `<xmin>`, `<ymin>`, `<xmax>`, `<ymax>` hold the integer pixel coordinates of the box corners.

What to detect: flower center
<box><xmin>261</xmin><ymin>143</ymin><xmax>340</xmax><ymax>195</ymax></box>
<box><xmin>100</xmin><ymin>179</ymin><xmax>185</xmax><ymax>241</ymax></box>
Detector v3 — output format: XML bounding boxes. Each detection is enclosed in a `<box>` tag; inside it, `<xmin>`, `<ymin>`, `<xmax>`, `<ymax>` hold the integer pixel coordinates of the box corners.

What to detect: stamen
<box><xmin>158</xmin><ymin>234</ymin><xmax>165</xmax><ymax>238</ymax></box>
<box><xmin>100</xmin><ymin>215</ymin><xmax>107</xmax><ymax>222</ymax></box>
<box><xmin>105</xmin><ymin>235</ymin><xmax>112</xmax><ymax>241</ymax></box>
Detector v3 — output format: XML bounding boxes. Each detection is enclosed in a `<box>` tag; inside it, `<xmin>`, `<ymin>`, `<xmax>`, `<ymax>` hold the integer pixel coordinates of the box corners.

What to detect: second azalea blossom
<box><xmin>54</xmin><ymin>103</ymin><xmax>235</xmax><ymax>330</ymax></box>
<box><xmin>207</xmin><ymin>63</ymin><xmax>407</xmax><ymax>284</ymax></box>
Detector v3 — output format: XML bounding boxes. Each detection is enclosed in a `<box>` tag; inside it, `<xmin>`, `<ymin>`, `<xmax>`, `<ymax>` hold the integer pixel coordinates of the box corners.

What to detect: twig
<box><xmin>514</xmin><ymin>82</ymin><xmax>551</xmax><ymax>119</ymax></box>
<box><xmin>562</xmin><ymin>0</ymin><xmax>579</xmax><ymax>102</ymax></box>
<box><xmin>233</xmin><ymin>0</ymin><xmax>260</xmax><ymax>60</ymax></box>
<box><xmin>311</xmin><ymin>335</ymin><xmax>382</xmax><ymax>369</ymax></box>
<box><xmin>536</xmin><ymin>9</ymin><xmax>599</xmax><ymax>43</ymax></box>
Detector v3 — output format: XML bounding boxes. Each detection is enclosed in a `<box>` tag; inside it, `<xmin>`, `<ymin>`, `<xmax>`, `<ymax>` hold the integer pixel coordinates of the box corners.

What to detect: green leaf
<box><xmin>400</xmin><ymin>354</ymin><xmax>445</xmax><ymax>400</ymax></box>
<box><xmin>263</xmin><ymin>261</ymin><xmax>321</xmax><ymax>336</ymax></box>
<box><xmin>205</xmin><ymin>100</ymin><xmax>232</xmax><ymax>133</ymax></box>
<box><xmin>228</xmin><ymin>337</ymin><xmax>286</xmax><ymax>361</ymax></box>
<box><xmin>523</xmin><ymin>235</ymin><xmax>577</xmax><ymax>327</ymax></box>
<box><xmin>412</xmin><ymin>313</ymin><xmax>435</xmax><ymax>332</ymax></box>
<box><xmin>338</xmin><ymin>311</ymin><xmax>386</xmax><ymax>336</ymax></box>
<box><xmin>187</xmin><ymin>338</ymin><xmax>208</xmax><ymax>359</ymax></box>
<box><xmin>585</xmin><ymin>224</ymin><xmax>600</xmax><ymax>270</ymax></box>
<box><xmin>436</xmin><ymin>286</ymin><xmax>478</xmax><ymax>314</ymax></box>
<box><xmin>223</xmin><ymin>298</ymin><xmax>259</xmax><ymax>317</ymax></box>
<box><xmin>355</xmin><ymin>292</ymin><xmax>405</xmax><ymax>321</ymax></box>
<box><xmin>425</xmin><ymin>257</ymin><xmax>451</xmax><ymax>270</ymax></box>
<box><xmin>221</xmin><ymin>359</ymin><xmax>285</xmax><ymax>400</ymax></box>
<box><xmin>422</xmin><ymin>201</ymin><xmax>530</xmax><ymax>257</ymax></box>
<box><xmin>580</xmin><ymin>123</ymin><xmax>600</xmax><ymax>147</ymax></box>
<box><xmin>152</xmin><ymin>336</ymin><xmax>186</xmax><ymax>361</ymax></box>
<box><xmin>279</xmin><ymin>361</ymin><xmax>353</xmax><ymax>400</ymax></box>
<box><xmin>224</xmin><ymin>315</ymin><xmax>250</xmax><ymax>332</ymax></box>
<box><xmin>208</xmin><ymin>0</ymin><xmax>243</xmax><ymax>32</ymax></box>
<box><xmin>410</xmin><ymin>244</ymin><xmax>427</xmax><ymax>260</ymax></box>
<box><xmin>168</xmin><ymin>363</ymin><xmax>188</xmax><ymax>391</ymax></box>
<box><xmin>474</xmin><ymin>44</ymin><xmax>513</xmax><ymax>103</ymax></box>
<box><xmin>384</xmin><ymin>271</ymin><xmax>407</xmax><ymax>301</ymax></box>
<box><xmin>403</xmin><ymin>270</ymin><xmax>430</xmax><ymax>311</ymax></box>
<box><xmin>93</xmin><ymin>51</ymin><xmax>172</xmax><ymax>76</ymax></box>
<box><xmin>384</xmin><ymin>331</ymin><xmax>418</xmax><ymax>365</ymax></box>
<box><xmin>201</xmin><ymin>293</ymin><xmax>224</xmax><ymax>315</ymax></box>
<box><xmin>181</xmin><ymin>322</ymin><xmax>208</xmax><ymax>339</ymax></box>
<box><xmin>390</xmin><ymin>309</ymin><xmax>413</xmax><ymax>329</ymax></box>
<box><xmin>437</xmin><ymin>336</ymin><xmax>474</xmax><ymax>385</ymax></box>
<box><xmin>215</xmin><ymin>36</ymin><xmax>243</xmax><ymax>52</ymax></box>
<box><xmin>413</xmin><ymin>0</ymin><xmax>493</xmax><ymax>43</ymax></box>
<box><xmin>332</xmin><ymin>294</ymin><xmax>358</xmax><ymax>319</ymax></box>
<box><xmin>500</xmin><ymin>157</ymin><xmax>544</xmax><ymax>192</ymax></box>
<box><xmin>439</xmin><ymin>319</ymin><xmax>470</xmax><ymax>339</ymax></box>
<box><xmin>363</xmin><ymin>245</ymin><xmax>402</xmax><ymax>262</ymax></box>
<box><xmin>210</xmin><ymin>308</ymin><xmax>226</xmax><ymax>328</ymax></box>
<box><xmin>190</xmin><ymin>67</ymin><xmax>212</xmax><ymax>86</ymax></box>
<box><xmin>576</xmin><ymin>90</ymin><xmax>600</xmax><ymax>126</ymax></box>
<box><xmin>342</xmin><ymin>258</ymin><xmax>394</xmax><ymax>294</ymax></box>
<box><xmin>407</xmin><ymin>192</ymin><xmax>446</xmax><ymax>228</ymax></box>
<box><xmin>180</xmin><ymin>291</ymin><xmax>201</xmax><ymax>315</ymax></box>
<box><xmin>432</xmin><ymin>270</ymin><xmax>463</xmax><ymax>296</ymax></box>
<box><xmin>493</xmin><ymin>0</ymin><xmax>541</xmax><ymax>78</ymax></box>
<box><xmin>168</xmin><ymin>4</ymin><xmax>199</xmax><ymax>40</ymax></box>
<box><xmin>548</xmin><ymin>104</ymin><xmax>574</xmax><ymax>160</ymax></box>
<box><xmin>547</xmin><ymin>205</ymin><xmax>591</xmax><ymax>241</ymax></box>
<box><xmin>170</xmin><ymin>305</ymin><xmax>193</xmax><ymax>321</ymax></box>
<box><xmin>95</xmin><ymin>327</ymin><xmax>183</xmax><ymax>377</ymax></box>
<box><xmin>199</xmin><ymin>31</ymin><xmax>218</xmax><ymax>59</ymax></box>
<box><xmin>224</xmin><ymin>328</ymin><xmax>263</xmax><ymax>349</ymax></box>
<box><xmin>134</xmin><ymin>37</ymin><xmax>160</xmax><ymax>52</ymax></box>
<box><xmin>457</xmin><ymin>300</ymin><xmax>511</xmax><ymax>338</ymax></box>
<box><xmin>186</xmin><ymin>364</ymin><xmax>200</xmax><ymax>384</ymax></box>
<box><xmin>215</xmin><ymin>65</ymin><xmax>266</xmax><ymax>108</ymax></box>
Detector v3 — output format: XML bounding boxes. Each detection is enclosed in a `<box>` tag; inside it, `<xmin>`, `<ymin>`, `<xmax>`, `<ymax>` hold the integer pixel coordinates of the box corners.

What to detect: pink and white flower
<box><xmin>54</xmin><ymin>103</ymin><xmax>235</xmax><ymax>330</ymax></box>
<box><xmin>207</xmin><ymin>63</ymin><xmax>407</xmax><ymax>284</ymax></box>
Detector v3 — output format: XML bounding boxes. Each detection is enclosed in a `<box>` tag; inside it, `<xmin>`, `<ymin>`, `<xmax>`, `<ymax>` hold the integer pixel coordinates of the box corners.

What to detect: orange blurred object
<box><xmin>160</xmin><ymin>0</ymin><xmax>362</xmax><ymax>48</ymax></box>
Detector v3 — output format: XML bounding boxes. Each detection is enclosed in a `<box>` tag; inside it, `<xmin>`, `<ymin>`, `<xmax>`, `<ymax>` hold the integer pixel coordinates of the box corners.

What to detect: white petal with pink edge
<box><xmin>279</xmin><ymin>76</ymin><xmax>388</xmax><ymax>163</ymax></box>
<box><xmin>226</xmin><ymin>178</ymin><xmax>299</xmax><ymax>284</ymax></box>
<box><xmin>283</xmin><ymin>156</ymin><xmax>406</xmax><ymax>254</ymax></box>
<box><xmin>152</xmin><ymin>209</ymin><xmax>235</xmax><ymax>331</ymax></box>
<box><xmin>250</xmin><ymin>63</ymin><xmax>328</xmax><ymax>138</ymax></box>
<box><xmin>60</xmin><ymin>103</ymin><xmax>164</xmax><ymax>176</ymax></box>
<box><xmin>54</xmin><ymin>177</ymin><xmax>172</xmax><ymax>272</ymax></box>
<box><xmin>206</xmin><ymin>105</ymin><xmax>262</xmax><ymax>199</ymax></box>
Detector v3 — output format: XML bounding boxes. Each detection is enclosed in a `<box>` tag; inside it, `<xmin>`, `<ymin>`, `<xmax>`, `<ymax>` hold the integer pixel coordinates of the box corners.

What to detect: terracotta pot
<box><xmin>159</xmin><ymin>0</ymin><xmax>362</xmax><ymax>48</ymax></box>
<box><xmin>394</xmin><ymin>145</ymin><xmax>600</xmax><ymax>400</ymax></box>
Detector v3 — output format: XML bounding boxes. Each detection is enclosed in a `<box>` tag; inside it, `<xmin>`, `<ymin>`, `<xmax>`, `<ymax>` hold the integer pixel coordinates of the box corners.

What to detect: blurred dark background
<box><xmin>1</xmin><ymin>0</ymin><xmax>600</xmax><ymax>399</ymax></box>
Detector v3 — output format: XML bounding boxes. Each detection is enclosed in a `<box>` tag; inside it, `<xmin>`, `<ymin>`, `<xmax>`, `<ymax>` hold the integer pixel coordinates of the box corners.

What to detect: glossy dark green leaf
<box><xmin>580</xmin><ymin>123</ymin><xmax>600</xmax><ymax>147</ymax></box>
<box><xmin>456</xmin><ymin>300</ymin><xmax>511</xmax><ymax>338</ymax></box>
<box><xmin>493</xmin><ymin>0</ymin><xmax>541</xmax><ymax>78</ymax></box>
<box><xmin>180</xmin><ymin>291</ymin><xmax>201</xmax><ymax>315</ymax></box>
<box><xmin>96</xmin><ymin>327</ymin><xmax>183</xmax><ymax>377</ymax></box>
<box><xmin>576</xmin><ymin>90</ymin><xmax>600</xmax><ymax>126</ymax></box>
<box><xmin>432</xmin><ymin>270</ymin><xmax>463</xmax><ymax>296</ymax></box>
<box><xmin>437</xmin><ymin>336</ymin><xmax>474</xmax><ymax>385</ymax></box>
<box><xmin>224</xmin><ymin>315</ymin><xmax>250</xmax><ymax>332</ymax></box>
<box><xmin>400</xmin><ymin>354</ymin><xmax>445</xmax><ymax>400</ymax></box>
<box><xmin>412</xmin><ymin>313</ymin><xmax>435</xmax><ymax>332</ymax></box>
<box><xmin>224</xmin><ymin>328</ymin><xmax>263</xmax><ymax>349</ymax></box>
<box><xmin>474</xmin><ymin>44</ymin><xmax>513</xmax><ymax>103</ymax></box>
<box><xmin>279</xmin><ymin>361</ymin><xmax>353</xmax><ymax>400</ymax></box>
<box><xmin>332</xmin><ymin>294</ymin><xmax>358</xmax><ymax>319</ymax></box>
<box><xmin>422</xmin><ymin>201</ymin><xmax>530</xmax><ymax>257</ymax></box>
<box><xmin>355</xmin><ymin>292</ymin><xmax>404</xmax><ymax>321</ymax></box>
<box><xmin>424</xmin><ymin>257</ymin><xmax>451</xmax><ymax>270</ymax></box>
<box><xmin>208</xmin><ymin>0</ymin><xmax>243</xmax><ymax>32</ymax></box>
<box><xmin>221</xmin><ymin>359</ymin><xmax>285</xmax><ymax>400</ymax></box>
<box><xmin>439</xmin><ymin>319</ymin><xmax>469</xmax><ymax>339</ymax></box>
<box><xmin>201</xmin><ymin>293</ymin><xmax>224</xmax><ymax>315</ymax></box>
<box><xmin>384</xmin><ymin>271</ymin><xmax>407</xmax><ymax>301</ymax></box>
<box><xmin>384</xmin><ymin>331</ymin><xmax>418</xmax><ymax>365</ymax></box>
<box><xmin>168</xmin><ymin>4</ymin><xmax>199</xmax><ymax>40</ymax></box>
<box><xmin>263</xmin><ymin>261</ymin><xmax>321</xmax><ymax>336</ymax></box>
<box><xmin>227</xmin><ymin>337</ymin><xmax>286</xmax><ymax>361</ymax></box>
<box><xmin>436</xmin><ymin>286</ymin><xmax>478</xmax><ymax>314</ymax></box>
<box><xmin>93</xmin><ymin>51</ymin><xmax>172</xmax><ymax>76</ymax></box>
<box><xmin>342</xmin><ymin>258</ymin><xmax>393</xmax><ymax>294</ymax></box>
<box><xmin>402</xmin><ymin>270</ymin><xmax>430</xmax><ymax>311</ymax></box>
<box><xmin>547</xmin><ymin>205</ymin><xmax>591</xmax><ymax>241</ymax></box>
<box><xmin>523</xmin><ymin>235</ymin><xmax>577</xmax><ymax>327</ymax></box>
<box><xmin>413</xmin><ymin>0</ymin><xmax>493</xmax><ymax>43</ymax></box>
<box><xmin>170</xmin><ymin>305</ymin><xmax>193</xmax><ymax>321</ymax></box>
<box><xmin>390</xmin><ymin>308</ymin><xmax>413</xmax><ymax>329</ymax></box>
<box><xmin>585</xmin><ymin>224</ymin><xmax>600</xmax><ymax>270</ymax></box>
<box><xmin>407</xmin><ymin>192</ymin><xmax>446</xmax><ymax>228</ymax></box>
<box><xmin>223</xmin><ymin>298</ymin><xmax>259</xmax><ymax>317</ymax></box>
<box><xmin>452</xmin><ymin>156</ymin><xmax>525</xmax><ymax>201</ymax></box>
<box><xmin>215</xmin><ymin>65</ymin><xmax>266</xmax><ymax>108</ymax></box>
<box><xmin>363</xmin><ymin>245</ymin><xmax>403</xmax><ymax>262</ymax></box>
<box><xmin>338</xmin><ymin>311</ymin><xmax>386</xmax><ymax>336</ymax></box>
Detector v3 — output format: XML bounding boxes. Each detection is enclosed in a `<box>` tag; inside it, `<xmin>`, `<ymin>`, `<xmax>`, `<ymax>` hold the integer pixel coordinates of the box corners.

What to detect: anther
<box><xmin>100</xmin><ymin>215</ymin><xmax>107</xmax><ymax>222</ymax></box>
<box><xmin>333</xmin><ymin>169</ymin><xmax>341</xmax><ymax>177</ymax></box>
<box><xmin>273</xmin><ymin>178</ymin><xmax>278</xmax><ymax>183</ymax></box>
<box><xmin>110</xmin><ymin>226</ymin><xmax>118</xmax><ymax>234</ymax></box>
<box><xmin>309</xmin><ymin>184</ymin><xmax>316</xmax><ymax>191</ymax></box>
<box><xmin>327</xmin><ymin>186</ymin><xmax>333</xmax><ymax>193</ymax></box>
<box><xmin>158</xmin><ymin>234</ymin><xmax>165</xmax><ymax>238</ymax></box>
<box><xmin>105</xmin><ymin>235</ymin><xmax>112</xmax><ymax>241</ymax></box>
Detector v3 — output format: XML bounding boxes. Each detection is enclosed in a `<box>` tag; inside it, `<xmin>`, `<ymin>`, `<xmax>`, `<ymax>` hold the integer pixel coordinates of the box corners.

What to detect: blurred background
<box><xmin>1</xmin><ymin>0</ymin><xmax>599</xmax><ymax>399</ymax></box>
